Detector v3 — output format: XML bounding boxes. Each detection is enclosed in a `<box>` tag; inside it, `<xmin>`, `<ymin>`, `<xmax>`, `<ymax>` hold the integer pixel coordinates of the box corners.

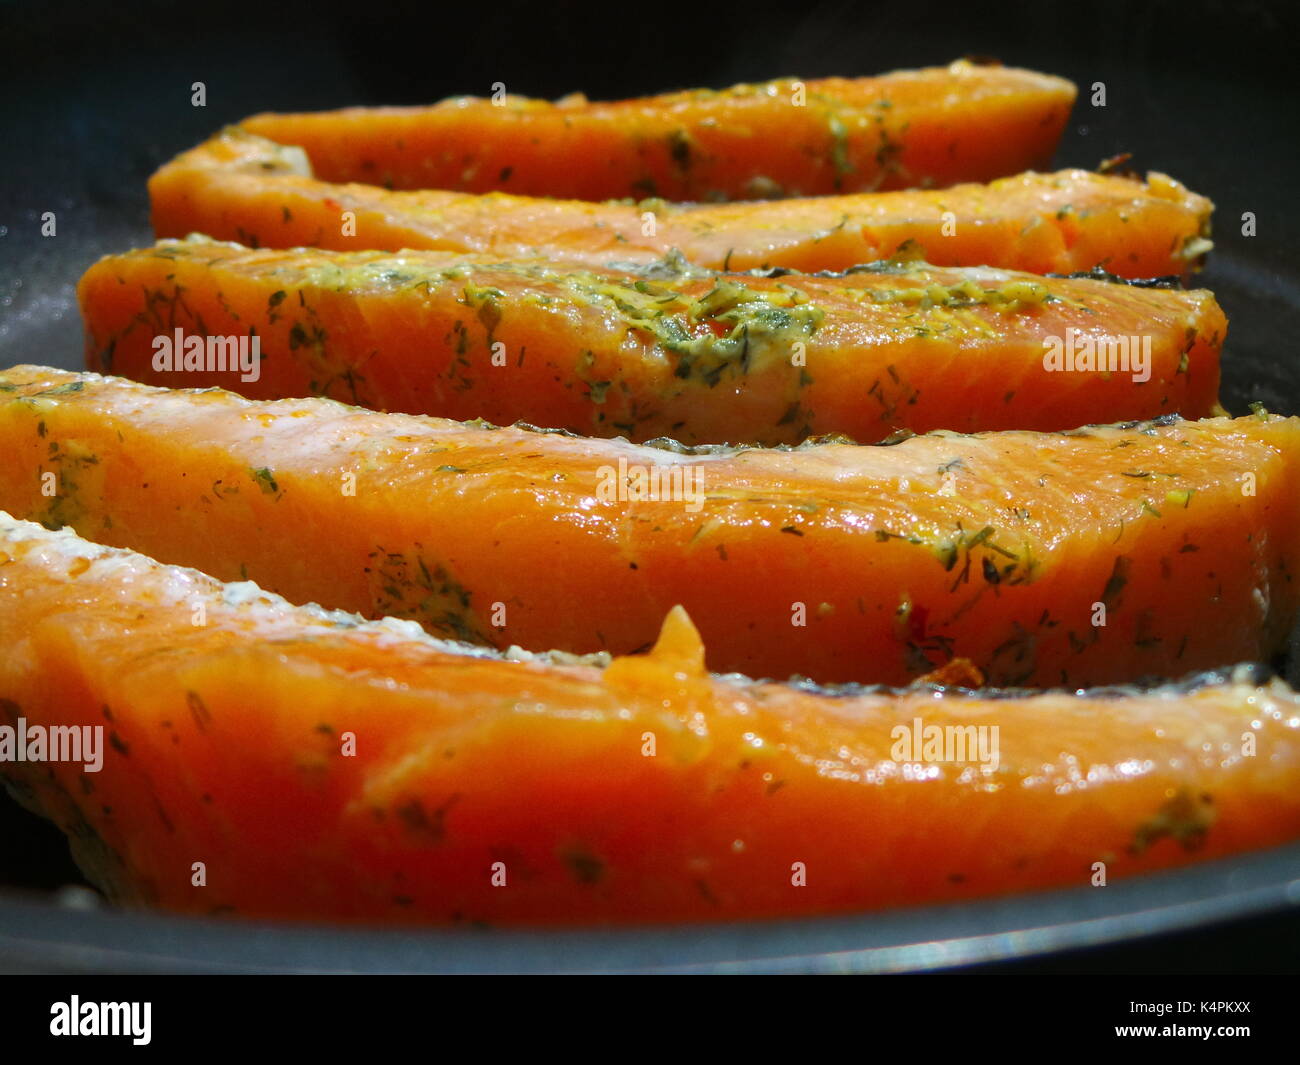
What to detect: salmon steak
<box><xmin>7</xmin><ymin>47</ymin><xmax>1294</xmax><ymax>935</ymax></box>
<box><xmin>240</xmin><ymin>61</ymin><xmax>1076</xmax><ymax>201</ymax></box>
<box><xmin>78</xmin><ymin>237</ymin><xmax>1226</xmax><ymax>445</ymax></box>
<box><xmin>2</xmin><ymin>513</ymin><xmax>1298</xmax><ymax>925</ymax></box>
<box><xmin>1</xmin><ymin>366</ymin><xmax>1295</xmax><ymax>688</ymax></box>
<box><xmin>149</xmin><ymin>127</ymin><xmax>1213</xmax><ymax>279</ymax></box>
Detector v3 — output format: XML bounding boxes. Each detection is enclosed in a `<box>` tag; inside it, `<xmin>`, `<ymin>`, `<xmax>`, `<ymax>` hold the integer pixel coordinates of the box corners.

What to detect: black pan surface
<box><xmin>1</xmin><ymin>0</ymin><xmax>1299</xmax><ymax>973</ymax></box>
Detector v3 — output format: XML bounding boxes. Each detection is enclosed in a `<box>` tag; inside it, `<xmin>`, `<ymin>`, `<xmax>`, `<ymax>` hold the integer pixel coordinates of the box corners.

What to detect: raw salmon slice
<box><xmin>149</xmin><ymin>128</ymin><xmax>1213</xmax><ymax>279</ymax></box>
<box><xmin>1</xmin><ymin>513</ymin><xmax>1297</xmax><ymax>924</ymax></box>
<box><xmin>78</xmin><ymin>237</ymin><xmax>1225</xmax><ymax>445</ymax></box>
<box><xmin>1</xmin><ymin>366</ymin><xmax>1295</xmax><ymax>687</ymax></box>
<box><xmin>241</xmin><ymin>61</ymin><xmax>1076</xmax><ymax>201</ymax></box>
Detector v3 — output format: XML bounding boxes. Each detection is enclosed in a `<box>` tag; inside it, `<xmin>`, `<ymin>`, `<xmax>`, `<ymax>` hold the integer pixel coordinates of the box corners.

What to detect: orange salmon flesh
<box><xmin>79</xmin><ymin>238</ymin><xmax>1226</xmax><ymax>445</ymax></box>
<box><xmin>241</xmin><ymin>61</ymin><xmax>1076</xmax><ymax>201</ymax></box>
<box><xmin>1</xmin><ymin>366</ymin><xmax>1295</xmax><ymax>688</ymax></box>
<box><xmin>8</xmin><ymin>55</ymin><xmax>1284</xmax><ymax>929</ymax></box>
<box><xmin>149</xmin><ymin>128</ymin><xmax>1213</xmax><ymax>279</ymax></box>
<box><xmin>2</xmin><ymin>514</ymin><xmax>1298</xmax><ymax>925</ymax></box>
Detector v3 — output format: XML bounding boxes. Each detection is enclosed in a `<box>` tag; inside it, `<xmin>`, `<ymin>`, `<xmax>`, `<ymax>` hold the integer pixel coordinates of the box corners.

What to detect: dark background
<box><xmin>1</xmin><ymin>0</ymin><xmax>1298</xmax><ymax>973</ymax></box>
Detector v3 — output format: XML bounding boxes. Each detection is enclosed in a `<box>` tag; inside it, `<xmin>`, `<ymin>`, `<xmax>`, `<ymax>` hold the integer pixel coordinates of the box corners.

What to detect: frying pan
<box><xmin>2</xmin><ymin>0</ymin><xmax>1299</xmax><ymax>973</ymax></box>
